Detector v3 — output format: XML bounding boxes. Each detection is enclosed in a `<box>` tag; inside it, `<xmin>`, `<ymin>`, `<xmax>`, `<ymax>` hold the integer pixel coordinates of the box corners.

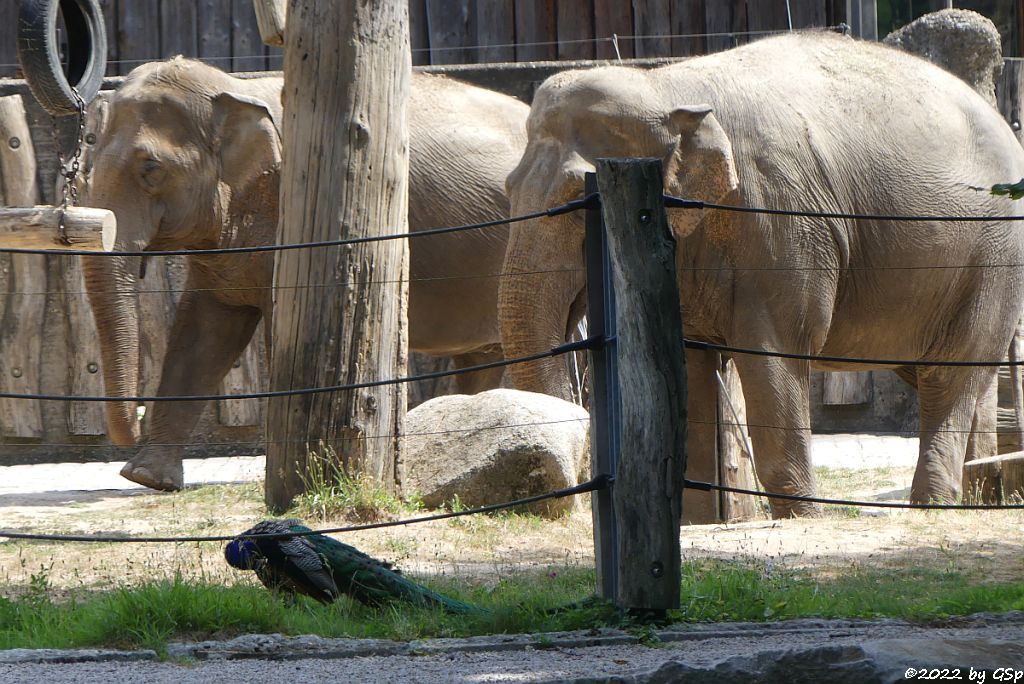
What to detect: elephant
<box><xmin>498</xmin><ymin>31</ymin><xmax>1024</xmax><ymax>517</ymax></box>
<box><xmin>80</xmin><ymin>57</ymin><xmax>529</xmax><ymax>491</ymax></box>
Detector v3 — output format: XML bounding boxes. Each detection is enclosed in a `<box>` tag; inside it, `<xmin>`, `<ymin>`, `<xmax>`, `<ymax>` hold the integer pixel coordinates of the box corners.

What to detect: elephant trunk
<box><xmin>82</xmin><ymin>254</ymin><xmax>141</xmax><ymax>446</ymax></box>
<box><xmin>498</xmin><ymin>223</ymin><xmax>586</xmax><ymax>402</ymax></box>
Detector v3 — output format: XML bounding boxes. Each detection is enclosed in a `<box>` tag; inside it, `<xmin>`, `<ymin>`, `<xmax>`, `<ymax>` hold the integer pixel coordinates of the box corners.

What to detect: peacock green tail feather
<box><xmin>286</xmin><ymin>523</ymin><xmax>483</xmax><ymax>615</ymax></box>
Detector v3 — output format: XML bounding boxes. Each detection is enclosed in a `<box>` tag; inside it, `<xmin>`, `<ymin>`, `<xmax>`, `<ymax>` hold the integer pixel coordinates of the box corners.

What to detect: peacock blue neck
<box><xmin>224</xmin><ymin>539</ymin><xmax>260</xmax><ymax>569</ymax></box>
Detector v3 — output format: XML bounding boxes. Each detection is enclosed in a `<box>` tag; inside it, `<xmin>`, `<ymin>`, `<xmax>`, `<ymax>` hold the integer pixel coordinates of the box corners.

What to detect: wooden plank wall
<box><xmin>0</xmin><ymin>0</ymin><xmax>282</xmax><ymax>78</ymax></box>
<box><xmin>0</xmin><ymin>1</ymin><xmax>839</xmax><ymax>76</ymax></box>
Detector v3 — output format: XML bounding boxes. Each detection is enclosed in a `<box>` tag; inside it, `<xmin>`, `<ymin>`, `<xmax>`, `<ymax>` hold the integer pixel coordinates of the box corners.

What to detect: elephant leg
<box><xmin>451</xmin><ymin>346</ymin><xmax>506</xmax><ymax>395</ymax></box>
<box><xmin>913</xmin><ymin>367</ymin><xmax>991</xmax><ymax>504</ymax></box>
<box><xmin>965</xmin><ymin>372</ymin><xmax>997</xmax><ymax>463</ymax></box>
<box><xmin>120</xmin><ymin>287</ymin><xmax>262</xmax><ymax>491</ymax></box>
<box><xmin>730</xmin><ymin>354</ymin><xmax>820</xmax><ymax>518</ymax></box>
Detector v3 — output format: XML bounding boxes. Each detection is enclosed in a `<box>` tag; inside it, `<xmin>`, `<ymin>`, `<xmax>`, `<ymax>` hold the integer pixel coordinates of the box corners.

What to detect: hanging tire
<box><xmin>17</xmin><ymin>0</ymin><xmax>107</xmax><ymax>116</ymax></box>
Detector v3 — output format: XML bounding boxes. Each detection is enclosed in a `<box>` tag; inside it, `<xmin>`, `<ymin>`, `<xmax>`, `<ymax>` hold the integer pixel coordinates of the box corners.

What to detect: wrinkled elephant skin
<box><xmin>499</xmin><ymin>33</ymin><xmax>1024</xmax><ymax>516</ymax></box>
<box><xmin>82</xmin><ymin>59</ymin><xmax>528</xmax><ymax>491</ymax></box>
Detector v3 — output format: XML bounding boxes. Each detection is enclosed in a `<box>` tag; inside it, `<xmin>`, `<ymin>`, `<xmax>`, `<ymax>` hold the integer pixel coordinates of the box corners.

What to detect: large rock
<box><xmin>883</xmin><ymin>9</ymin><xmax>1002</xmax><ymax>106</ymax></box>
<box><xmin>401</xmin><ymin>389</ymin><xmax>590</xmax><ymax>517</ymax></box>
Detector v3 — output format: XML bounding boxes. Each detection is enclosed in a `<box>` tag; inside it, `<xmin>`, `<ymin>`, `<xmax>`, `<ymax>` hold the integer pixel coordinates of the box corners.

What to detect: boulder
<box><xmin>883</xmin><ymin>9</ymin><xmax>1002</xmax><ymax>106</ymax></box>
<box><xmin>401</xmin><ymin>389</ymin><xmax>590</xmax><ymax>518</ymax></box>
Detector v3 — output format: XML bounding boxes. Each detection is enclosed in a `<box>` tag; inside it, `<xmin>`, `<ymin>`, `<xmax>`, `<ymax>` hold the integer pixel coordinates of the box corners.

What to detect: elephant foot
<box><xmin>120</xmin><ymin>456</ymin><xmax>184</xmax><ymax>492</ymax></box>
<box><xmin>769</xmin><ymin>500</ymin><xmax>823</xmax><ymax>519</ymax></box>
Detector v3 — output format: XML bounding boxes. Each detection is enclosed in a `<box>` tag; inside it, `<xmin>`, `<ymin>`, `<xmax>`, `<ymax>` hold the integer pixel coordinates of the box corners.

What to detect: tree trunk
<box><xmin>266</xmin><ymin>0</ymin><xmax>410</xmax><ymax>510</ymax></box>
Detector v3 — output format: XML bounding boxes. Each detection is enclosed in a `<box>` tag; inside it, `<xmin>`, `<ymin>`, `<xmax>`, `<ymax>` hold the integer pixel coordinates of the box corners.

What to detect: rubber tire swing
<box><xmin>17</xmin><ymin>0</ymin><xmax>107</xmax><ymax>116</ymax></box>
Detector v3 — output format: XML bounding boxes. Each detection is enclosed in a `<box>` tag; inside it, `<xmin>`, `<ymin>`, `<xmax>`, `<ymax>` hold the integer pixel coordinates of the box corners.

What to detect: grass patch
<box><xmin>291</xmin><ymin>444</ymin><xmax>421</xmax><ymax>522</ymax></box>
<box><xmin>2</xmin><ymin>559</ymin><xmax>1022</xmax><ymax>653</ymax></box>
<box><xmin>677</xmin><ymin>558</ymin><xmax>1024</xmax><ymax>622</ymax></box>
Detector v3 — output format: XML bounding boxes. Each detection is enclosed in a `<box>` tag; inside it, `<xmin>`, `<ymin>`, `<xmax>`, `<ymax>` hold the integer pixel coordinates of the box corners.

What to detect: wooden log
<box><xmin>253</xmin><ymin>0</ymin><xmax>286</xmax><ymax>47</ymax></box>
<box><xmin>597</xmin><ymin>158</ymin><xmax>685</xmax><ymax>614</ymax></box>
<box><xmin>0</xmin><ymin>207</ymin><xmax>114</xmax><ymax>251</ymax></box>
<box><xmin>822</xmin><ymin>370</ymin><xmax>872</xmax><ymax>405</ymax></box>
<box><xmin>267</xmin><ymin>0</ymin><xmax>410</xmax><ymax>510</ymax></box>
<box><xmin>963</xmin><ymin>451</ymin><xmax>1024</xmax><ymax>504</ymax></box>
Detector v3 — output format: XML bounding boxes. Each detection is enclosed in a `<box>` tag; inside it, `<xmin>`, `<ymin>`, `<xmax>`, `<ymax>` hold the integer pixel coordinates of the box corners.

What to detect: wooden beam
<box><xmin>597</xmin><ymin>158</ymin><xmax>685</xmax><ymax>614</ymax></box>
<box><xmin>963</xmin><ymin>451</ymin><xmax>1024</xmax><ymax>503</ymax></box>
<box><xmin>266</xmin><ymin>0</ymin><xmax>410</xmax><ymax>510</ymax></box>
<box><xmin>0</xmin><ymin>207</ymin><xmax>114</xmax><ymax>251</ymax></box>
<box><xmin>253</xmin><ymin>0</ymin><xmax>286</xmax><ymax>47</ymax></box>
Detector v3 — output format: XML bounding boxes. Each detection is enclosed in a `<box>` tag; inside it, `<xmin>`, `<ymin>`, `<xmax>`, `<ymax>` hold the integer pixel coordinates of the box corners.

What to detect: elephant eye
<box><xmin>140</xmin><ymin>159</ymin><xmax>166</xmax><ymax>189</ymax></box>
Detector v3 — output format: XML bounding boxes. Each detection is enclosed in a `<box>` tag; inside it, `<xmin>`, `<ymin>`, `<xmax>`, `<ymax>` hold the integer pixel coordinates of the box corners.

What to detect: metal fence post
<box><xmin>585</xmin><ymin>171</ymin><xmax>620</xmax><ymax>603</ymax></box>
<box><xmin>596</xmin><ymin>158</ymin><xmax>686</xmax><ymax>615</ymax></box>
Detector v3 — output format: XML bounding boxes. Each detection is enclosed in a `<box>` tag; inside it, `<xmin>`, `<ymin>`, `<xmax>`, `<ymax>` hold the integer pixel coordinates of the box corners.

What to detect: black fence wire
<box><xmin>0</xmin><ymin>267</ymin><xmax>587</xmax><ymax>298</ymax></box>
<box><xmin>0</xmin><ymin>475</ymin><xmax>613</xmax><ymax>544</ymax></box>
<box><xmin>664</xmin><ymin>194</ymin><xmax>1024</xmax><ymax>222</ymax></box>
<box><xmin>0</xmin><ymin>336</ymin><xmax>599</xmax><ymax>403</ymax></box>
<box><xmin>0</xmin><ymin>417</ymin><xmax>591</xmax><ymax>451</ymax></box>
<box><xmin>0</xmin><ymin>195</ymin><xmax>596</xmax><ymax>257</ymax></box>
<box><xmin>684</xmin><ymin>339</ymin><xmax>1024</xmax><ymax>368</ymax></box>
<box><xmin>682</xmin><ymin>479</ymin><xmax>1024</xmax><ymax>511</ymax></box>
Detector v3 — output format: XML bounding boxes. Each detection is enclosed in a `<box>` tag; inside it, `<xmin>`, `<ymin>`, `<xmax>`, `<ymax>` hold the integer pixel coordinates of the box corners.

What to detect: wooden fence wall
<box><xmin>0</xmin><ymin>0</ymin><xmax>848</xmax><ymax>78</ymax></box>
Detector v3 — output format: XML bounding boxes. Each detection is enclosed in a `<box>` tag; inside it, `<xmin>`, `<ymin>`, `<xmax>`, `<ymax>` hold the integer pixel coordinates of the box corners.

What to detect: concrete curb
<box><xmin>2</xmin><ymin>611</ymin><xmax>1021</xmax><ymax>665</ymax></box>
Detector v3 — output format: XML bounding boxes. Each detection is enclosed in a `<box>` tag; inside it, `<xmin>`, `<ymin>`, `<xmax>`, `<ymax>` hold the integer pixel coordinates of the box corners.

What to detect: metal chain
<box><xmin>50</xmin><ymin>87</ymin><xmax>88</xmax><ymax>246</ymax></box>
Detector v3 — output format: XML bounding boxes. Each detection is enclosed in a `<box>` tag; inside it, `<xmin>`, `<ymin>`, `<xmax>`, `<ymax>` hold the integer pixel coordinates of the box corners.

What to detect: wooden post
<box><xmin>266</xmin><ymin>1</ymin><xmax>410</xmax><ymax>510</ymax></box>
<box><xmin>597</xmin><ymin>158</ymin><xmax>685</xmax><ymax>614</ymax></box>
<box><xmin>253</xmin><ymin>0</ymin><xmax>286</xmax><ymax>47</ymax></box>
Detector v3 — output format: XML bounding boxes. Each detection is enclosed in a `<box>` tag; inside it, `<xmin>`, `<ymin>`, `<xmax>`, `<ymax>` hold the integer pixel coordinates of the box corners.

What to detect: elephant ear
<box><xmin>211</xmin><ymin>92</ymin><xmax>282</xmax><ymax>195</ymax></box>
<box><xmin>663</xmin><ymin>104</ymin><xmax>739</xmax><ymax>238</ymax></box>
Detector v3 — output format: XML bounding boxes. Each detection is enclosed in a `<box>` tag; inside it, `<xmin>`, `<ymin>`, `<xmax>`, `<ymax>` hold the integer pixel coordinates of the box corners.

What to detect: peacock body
<box><xmin>225</xmin><ymin>519</ymin><xmax>480</xmax><ymax>614</ymax></box>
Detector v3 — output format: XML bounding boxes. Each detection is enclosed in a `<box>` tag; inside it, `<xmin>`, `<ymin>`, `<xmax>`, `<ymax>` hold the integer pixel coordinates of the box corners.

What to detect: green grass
<box><xmin>3</xmin><ymin>560</ymin><xmax>1022</xmax><ymax>655</ymax></box>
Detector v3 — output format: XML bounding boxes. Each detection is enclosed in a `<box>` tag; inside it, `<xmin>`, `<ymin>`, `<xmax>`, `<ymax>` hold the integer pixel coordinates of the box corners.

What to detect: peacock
<box><xmin>224</xmin><ymin>519</ymin><xmax>481</xmax><ymax>614</ymax></box>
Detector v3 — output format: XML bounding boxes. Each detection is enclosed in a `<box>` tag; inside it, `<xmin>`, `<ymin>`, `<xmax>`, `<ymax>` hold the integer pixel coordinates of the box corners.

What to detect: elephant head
<box><xmin>499</xmin><ymin>67</ymin><xmax>738</xmax><ymax>399</ymax></box>
<box><xmin>81</xmin><ymin>59</ymin><xmax>281</xmax><ymax>445</ymax></box>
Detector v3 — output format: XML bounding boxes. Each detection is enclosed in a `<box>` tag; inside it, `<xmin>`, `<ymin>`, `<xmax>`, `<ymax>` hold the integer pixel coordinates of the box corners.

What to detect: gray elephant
<box><xmin>81</xmin><ymin>58</ymin><xmax>528</xmax><ymax>491</ymax></box>
<box><xmin>499</xmin><ymin>32</ymin><xmax>1024</xmax><ymax>516</ymax></box>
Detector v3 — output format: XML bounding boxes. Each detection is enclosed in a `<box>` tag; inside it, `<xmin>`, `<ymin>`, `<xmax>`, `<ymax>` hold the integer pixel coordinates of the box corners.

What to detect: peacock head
<box><xmin>224</xmin><ymin>539</ymin><xmax>261</xmax><ymax>570</ymax></box>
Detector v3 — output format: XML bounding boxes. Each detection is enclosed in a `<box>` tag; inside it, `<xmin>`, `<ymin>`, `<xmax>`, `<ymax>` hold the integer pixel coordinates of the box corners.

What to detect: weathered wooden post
<box><xmin>595</xmin><ymin>158</ymin><xmax>685</xmax><ymax>614</ymax></box>
<box><xmin>266</xmin><ymin>1</ymin><xmax>410</xmax><ymax>509</ymax></box>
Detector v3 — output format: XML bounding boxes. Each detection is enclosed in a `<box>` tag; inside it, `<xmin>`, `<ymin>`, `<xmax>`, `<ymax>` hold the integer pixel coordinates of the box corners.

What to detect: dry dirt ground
<box><xmin>0</xmin><ymin>462</ymin><xmax>1021</xmax><ymax>594</ymax></box>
